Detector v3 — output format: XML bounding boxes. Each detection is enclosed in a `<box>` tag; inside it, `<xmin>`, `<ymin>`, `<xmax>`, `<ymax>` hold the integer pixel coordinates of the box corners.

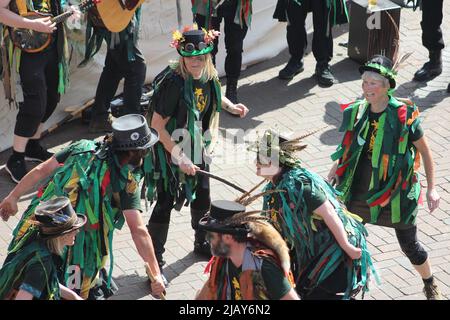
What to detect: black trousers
<box><xmin>299</xmin><ymin>262</ymin><xmax>349</xmax><ymax>300</ymax></box>
<box><xmin>195</xmin><ymin>0</ymin><xmax>248</xmax><ymax>79</ymax></box>
<box><xmin>421</xmin><ymin>0</ymin><xmax>444</xmax><ymax>51</ymax></box>
<box><xmin>15</xmin><ymin>45</ymin><xmax>60</xmax><ymax>137</ymax></box>
<box><xmin>91</xmin><ymin>44</ymin><xmax>146</xmax><ymax>119</ymax></box>
<box><xmin>149</xmin><ymin>177</ymin><xmax>211</xmax><ymax>225</ymax></box>
<box><xmin>286</xmin><ymin>0</ymin><xmax>333</xmax><ymax>64</ymax></box>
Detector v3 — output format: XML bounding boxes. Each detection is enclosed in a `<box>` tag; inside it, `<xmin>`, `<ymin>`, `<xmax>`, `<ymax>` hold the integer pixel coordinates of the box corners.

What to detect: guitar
<box><xmin>9</xmin><ymin>0</ymin><xmax>99</xmax><ymax>53</ymax></box>
<box><xmin>94</xmin><ymin>0</ymin><xmax>145</xmax><ymax>33</ymax></box>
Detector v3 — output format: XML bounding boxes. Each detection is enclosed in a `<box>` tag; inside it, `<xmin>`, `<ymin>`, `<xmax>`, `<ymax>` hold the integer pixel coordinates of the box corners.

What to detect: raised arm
<box><xmin>0</xmin><ymin>156</ymin><xmax>59</xmax><ymax>221</ymax></box>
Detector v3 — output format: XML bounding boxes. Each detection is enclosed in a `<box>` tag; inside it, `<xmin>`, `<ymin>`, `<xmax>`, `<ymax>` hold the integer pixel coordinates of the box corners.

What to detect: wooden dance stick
<box><xmin>145</xmin><ymin>263</ymin><xmax>166</xmax><ymax>300</ymax></box>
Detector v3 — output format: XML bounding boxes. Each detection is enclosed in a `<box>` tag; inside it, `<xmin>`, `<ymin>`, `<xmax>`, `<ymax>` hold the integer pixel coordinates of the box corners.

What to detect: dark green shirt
<box><xmin>54</xmin><ymin>141</ymin><xmax>142</xmax><ymax>212</ymax></box>
<box><xmin>226</xmin><ymin>258</ymin><xmax>292</xmax><ymax>300</ymax></box>
<box><xmin>154</xmin><ymin>78</ymin><xmax>211</xmax><ymax>121</ymax></box>
<box><xmin>299</xmin><ymin>175</ymin><xmax>328</xmax><ymax>212</ymax></box>
<box><xmin>18</xmin><ymin>254</ymin><xmax>62</xmax><ymax>299</ymax></box>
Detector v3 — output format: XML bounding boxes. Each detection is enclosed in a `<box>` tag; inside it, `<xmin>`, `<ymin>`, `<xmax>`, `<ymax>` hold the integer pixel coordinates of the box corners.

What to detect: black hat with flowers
<box><xmin>171</xmin><ymin>25</ymin><xmax>219</xmax><ymax>57</ymax></box>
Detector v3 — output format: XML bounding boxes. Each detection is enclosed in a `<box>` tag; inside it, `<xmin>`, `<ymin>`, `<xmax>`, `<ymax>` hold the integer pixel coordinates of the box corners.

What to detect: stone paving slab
<box><xmin>1</xmin><ymin>5</ymin><xmax>450</xmax><ymax>300</ymax></box>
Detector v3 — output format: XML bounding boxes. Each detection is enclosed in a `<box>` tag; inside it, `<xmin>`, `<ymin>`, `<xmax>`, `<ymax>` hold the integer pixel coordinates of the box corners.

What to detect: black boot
<box><xmin>278</xmin><ymin>57</ymin><xmax>304</xmax><ymax>80</ymax></box>
<box><xmin>191</xmin><ymin>209</ymin><xmax>211</xmax><ymax>258</ymax></box>
<box><xmin>315</xmin><ymin>62</ymin><xmax>335</xmax><ymax>87</ymax></box>
<box><xmin>225</xmin><ymin>77</ymin><xmax>239</xmax><ymax>104</ymax></box>
<box><xmin>414</xmin><ymin>50</ymin><xmax>442</xmax><ymax>82</ymax></box>
<box><xmin>447</xmin><ymin>83</ymin><xmax>450</xmax><ymax>93</ymax></box>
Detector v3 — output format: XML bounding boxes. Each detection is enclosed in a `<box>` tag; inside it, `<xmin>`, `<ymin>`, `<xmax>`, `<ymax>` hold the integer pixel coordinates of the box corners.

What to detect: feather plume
<box><xmin>223</xmin><ymin>210</ymin><xmax>269</xmax><ymax>226</ymax></box>
<box><xmin>238</xmin><ymin>189</ymin><xmax>285</xmax><ymax>206</ymax></box>
<box><xmin>392</xmin><ymin>52</ymin><xmax>413</xmax><ymax>74</ymax></box>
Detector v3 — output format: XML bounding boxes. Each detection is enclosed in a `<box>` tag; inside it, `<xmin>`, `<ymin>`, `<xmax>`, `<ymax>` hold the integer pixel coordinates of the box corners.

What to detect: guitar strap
<box><xmin>14</xmin><ymin>0</ymin><xmax>28</xmax><ymax>16</ymax></box>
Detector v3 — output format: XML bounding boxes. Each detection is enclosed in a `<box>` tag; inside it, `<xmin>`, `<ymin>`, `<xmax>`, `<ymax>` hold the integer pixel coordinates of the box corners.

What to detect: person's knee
<box><xmin>398</xmin><ymin>237</ymin><xmax>428</xmax><ymax>265</ymax></box>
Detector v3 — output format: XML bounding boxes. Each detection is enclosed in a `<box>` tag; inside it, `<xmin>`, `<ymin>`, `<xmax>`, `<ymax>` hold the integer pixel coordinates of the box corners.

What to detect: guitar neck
<box><xmin>51</xmin><ymin>11</ymin><xmax>73</xmax><ymax>24</ymax></box>
<box><xmin>50</xmin><ymin>2</ymin><xmax>90</xmax><ymax>25</ymax></box>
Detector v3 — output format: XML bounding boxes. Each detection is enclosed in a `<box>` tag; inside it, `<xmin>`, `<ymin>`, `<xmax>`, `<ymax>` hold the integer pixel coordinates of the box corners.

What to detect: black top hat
<box><xmin>34</xmin><ymin>197</ymin><xmax>87</xmax><ymax>238</ymax></box>
<box><xmin>177</xmin><ymin>29</ymin><xmax>214</xmax><ymax>57</ymax></box>
<box><xmin>112</xmin><ymin>114</ymin><xmax>159</xmax><ymax>151</ymax></box>
<box><xmin>198</xmin><ymin>200</ymin><xmax>249</xmax><ymax>235</ymax></box>
<box><xmin>359</xmin><ymin>54</ymin><xmax>396</xmax><ymax>88</ymax></box>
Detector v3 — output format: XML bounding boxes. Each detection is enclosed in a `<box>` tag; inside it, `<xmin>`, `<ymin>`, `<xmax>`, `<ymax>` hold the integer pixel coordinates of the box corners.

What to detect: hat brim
<box><xmin>39</xmin><ymin>214</ymin><xmax>87</xmax><ymax>239</ymax></box>
<box><xmin>198</xmin><ymin>216</ymin><xmax>248</xmax><ymax>236</ymax></box>
<box><xmin>114</xmin><ymin>128</ymin><xmax>159</xmax><ymax>151</ymax></box>
<box><xmin>359</xmin><ymin>65</ymin><xmax>396</xmax><ymax>88</ymax></box>
<box><xmin>178</xmin><ymin>45</ymin><xmax>214</xmax><ymax>57</ymax></box>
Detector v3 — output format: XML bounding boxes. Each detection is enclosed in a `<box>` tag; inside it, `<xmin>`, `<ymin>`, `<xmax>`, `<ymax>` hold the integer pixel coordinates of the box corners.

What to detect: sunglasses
<box><xmin>183</xmin><ymin>41</ymin><xmax>207</xmax><ymax>53</ymax></box>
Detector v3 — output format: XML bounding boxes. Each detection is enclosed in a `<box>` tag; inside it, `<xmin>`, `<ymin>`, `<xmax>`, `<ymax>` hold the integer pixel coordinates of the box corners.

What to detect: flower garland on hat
<box><xmin>170</xmin><ymin>24</ymin><xmax>220</xmax><ymax>57</ymax></box>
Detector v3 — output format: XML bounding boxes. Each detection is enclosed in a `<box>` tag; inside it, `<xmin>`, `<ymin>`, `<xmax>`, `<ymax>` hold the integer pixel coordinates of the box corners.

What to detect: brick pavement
<box><xmin>1</xmin><ymin>5</ymin><xmax>450</xmax><ymax>300</ymax></box>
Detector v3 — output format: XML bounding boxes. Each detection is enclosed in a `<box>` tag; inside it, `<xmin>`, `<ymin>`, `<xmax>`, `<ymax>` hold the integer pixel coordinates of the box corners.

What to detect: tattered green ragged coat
<box><xmin>7</xmin><ymin>139</ymin><xmax>145</xmax><ymax>299</ymax></box>
<box><xmin>0</xmin><ymin>0</ymin><xmax>70</xmax><ymax>106</ymax></box>
<box><xmin>263</xmin><ymin>166</ymin><xmax>377</xmax><ymax>299</ymax></box>
<box><xmin>192</xmin><ymin>0</ymin><xmax>253</xmax><ymax>28</ymax></box>
<box><xmin>0</xmin><ymin>240</ymin><xmax>61</xmax><ymax>300</ymax></box>
<box><xmin>331</xmin><ymin>97</ymin><xmax>422</xmax><ymax>225</ymax></box>
<box><xmin>144</xmin><ymin>66</ymin><xmax>221</xmax><ymax>205</ymax></box>
<box><xmin>79</xmin><ymin>7</ymin><xmax>142</xmax><ymax>66</ymax></box>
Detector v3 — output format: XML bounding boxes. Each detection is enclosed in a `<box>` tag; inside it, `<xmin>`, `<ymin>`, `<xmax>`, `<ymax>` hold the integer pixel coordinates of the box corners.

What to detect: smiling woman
<box><xmin>330</xmin><ymin>54</ymin><xmax>443</xmax><ymax>300</ymax></box>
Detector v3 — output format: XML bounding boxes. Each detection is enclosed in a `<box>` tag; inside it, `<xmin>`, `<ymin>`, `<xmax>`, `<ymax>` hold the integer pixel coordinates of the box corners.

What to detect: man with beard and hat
<box><xmin>0</xmin><ymin>197</ymin><xmax>85</xmax><ymax>300</ymax></box>
<box><xmin>249</xmin><ymin>129</ymin><xmax>376</xmax><ymax>300</ymax></box>
<box><xmin>0</xmin><ymin>114</ymin><xmax>166</xmax><ymax>299</ymax></box>
<box><xmin>196</xmin><ymin>200</ymin><xmax>299</xmax><ymax>300</ymax></box>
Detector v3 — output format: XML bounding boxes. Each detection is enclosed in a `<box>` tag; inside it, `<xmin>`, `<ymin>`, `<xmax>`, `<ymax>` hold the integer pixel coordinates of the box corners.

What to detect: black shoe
<box><xmin>193</xmin><ymin>240</ymin><xmax>212</xmax><ymax>258</ymax></box>
<box><xmin>414</xmin><ymin>50</ymin><xmax>442</xmax><ymax>82</ymax></box>
<box><xmin>278</xmin><ymin>58</ymin><xmax>304</xmax><ymax>80</ymax></box>
<box><xmin>447</xmin><ymin>83</ymin><xmax>450</xmax><ymax>93</ymax></box>
<box><xmin>225</xmin><ymin>78</ymin><xmax>239</xmax><ymax>104</ymax></box>
<box><xmin>316</xmin><ymin>63</ymin><xmax>335</xmax><ymax>87</ymax></box>
<box><xmin>5</xmin><ymin>157</ymin><xmax>28</xmax><ymax>183</ymax></box>
<box><xmin>25</xmin><ymin>145</ymin><xmax>54</xmax><ymax>162</ymax></box>
<box><xmin>423</xmin><ymin>280</ymin><xmax>442</xmax><ymax>300</ymax></box>
<box><xmin>413</xmin><ymin>62</ymin><xmax>443</xmax><ymax>82</ymax></box>
<box><xmin>89</xmin><ymin>117</ymin><xmax>112</xmax><ymax>133</ymax></box>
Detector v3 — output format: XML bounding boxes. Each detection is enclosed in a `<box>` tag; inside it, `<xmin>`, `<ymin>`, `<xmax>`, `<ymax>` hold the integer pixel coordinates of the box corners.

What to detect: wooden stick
<box><xmin>145</xmin><ymin>263</ymin><xmax>166</xmax><ymax>300</ymax></box>
<box><xmin>235</xmin><ymin>179</ymin><xmax>267</xmax><ymax>203</ymax></box>
<box><xmin>196</xmin><ymin>170</ymin><xmax>248</xmax><ymax>194</ymax></box>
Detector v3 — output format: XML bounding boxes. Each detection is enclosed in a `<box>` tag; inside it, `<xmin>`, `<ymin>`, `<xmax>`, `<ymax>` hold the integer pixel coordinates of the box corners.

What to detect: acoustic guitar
<box><xmin>94</xmin><ymin>0</ymin><xmax>145</xmax><ymax>33</ymax></box>
<box><xmin>9</xmin><ymin>0</ymin><xmax>99</xmax><ymax>53</ymax></box>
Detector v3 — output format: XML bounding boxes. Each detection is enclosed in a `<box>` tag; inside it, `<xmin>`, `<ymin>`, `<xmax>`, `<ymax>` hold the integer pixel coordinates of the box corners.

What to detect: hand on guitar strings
<box><xmin>30</xmin><ymin>16</ymin><xmax>56</xmax><ymax>33</ymax></box>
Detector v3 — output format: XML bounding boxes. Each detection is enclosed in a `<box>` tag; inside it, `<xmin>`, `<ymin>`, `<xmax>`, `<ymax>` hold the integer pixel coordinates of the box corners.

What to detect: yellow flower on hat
<box><xmin>172</xmin><ymin>30</ymin><xmax>183</xmax><ymax>42</ymax></box>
